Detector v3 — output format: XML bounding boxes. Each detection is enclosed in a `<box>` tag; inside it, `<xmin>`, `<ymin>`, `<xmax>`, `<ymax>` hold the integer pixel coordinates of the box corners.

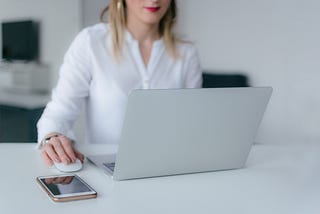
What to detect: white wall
<box><xmin>178</xmin><ymin>0</ymin><xmax>320</xmax><ymax>144</ymax></box>
<box><xmin>0</xmin><ymin>0</ymin><xmax>82</xmax><ymax>87</ymax></box>
<box><xmin>82</xmin><ymin>0</ymin><xmax>109</xmax><ymax>27</ymax></box>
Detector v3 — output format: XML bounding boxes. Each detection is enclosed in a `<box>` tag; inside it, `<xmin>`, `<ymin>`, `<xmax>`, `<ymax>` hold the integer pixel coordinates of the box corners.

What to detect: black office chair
<box><xmin>202</xmin><ymin>72</ymin><xmax>249</xmax><ymax>88</ymax></box>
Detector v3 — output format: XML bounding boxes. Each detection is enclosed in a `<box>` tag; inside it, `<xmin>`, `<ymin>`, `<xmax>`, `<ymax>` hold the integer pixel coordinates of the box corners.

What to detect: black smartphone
<box><xmin>36</xmin><ymin>174</ymin><xmax>97</xmax><ymax>202</ymax></box>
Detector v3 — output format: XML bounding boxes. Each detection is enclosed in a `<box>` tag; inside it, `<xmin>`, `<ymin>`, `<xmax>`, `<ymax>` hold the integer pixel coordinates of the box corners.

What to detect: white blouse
<box><xmin>37</xmin><ymin>23</ymin><xmax>202</xmax><ymax>148</ymax></box>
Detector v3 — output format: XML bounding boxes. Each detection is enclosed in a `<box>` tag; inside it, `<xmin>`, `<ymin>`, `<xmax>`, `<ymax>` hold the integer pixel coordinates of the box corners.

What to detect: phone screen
<box><xmin>39</xmin><ymin>175</ymin><xmax>93</xmax><ymax>196</ymax></box>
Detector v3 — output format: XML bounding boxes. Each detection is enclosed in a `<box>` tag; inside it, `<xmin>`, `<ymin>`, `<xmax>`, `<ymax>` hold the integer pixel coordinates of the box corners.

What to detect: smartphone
<box><xmin>36</xmin><ymin>174</ymin><xmax>97</xmax><ymax>202</ymax></box>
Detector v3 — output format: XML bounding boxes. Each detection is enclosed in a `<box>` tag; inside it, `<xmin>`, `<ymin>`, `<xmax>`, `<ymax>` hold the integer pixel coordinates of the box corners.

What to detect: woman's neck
<box><xmin>126</xmin><ymin>17</ymin><xmax>162</xmax><ymax>67</ymax></box>
<box><xmin>126</xmin><ymin>19</ymin><xmax>160</xmax><ymax>44</ymax></box>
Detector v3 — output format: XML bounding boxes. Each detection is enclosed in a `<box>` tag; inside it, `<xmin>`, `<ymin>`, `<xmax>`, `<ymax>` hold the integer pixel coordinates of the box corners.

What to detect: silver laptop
<box><xmin>88</xmin><ymin>87</ymin><xmax>272</xmax><ymax>180</ymax></box>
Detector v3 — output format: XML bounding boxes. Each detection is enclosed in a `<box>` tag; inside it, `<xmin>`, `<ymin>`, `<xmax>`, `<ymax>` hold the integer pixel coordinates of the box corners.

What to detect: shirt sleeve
<box><xmin>183</xmin><ymin>46</ymin><xmax>203</xmax><ymax>88</ymax></box>
<box><xmin>36</xmin><ymin>29</ymin><xmax>92</xmax><ymax>148</ymax></box>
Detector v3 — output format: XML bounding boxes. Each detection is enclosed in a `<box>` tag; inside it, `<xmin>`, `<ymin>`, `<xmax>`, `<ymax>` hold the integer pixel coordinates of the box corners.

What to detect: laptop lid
<box><xmin>112</xmin><ymin>87</ymin><xmax>272</xmax><ymax>180</ymax></box>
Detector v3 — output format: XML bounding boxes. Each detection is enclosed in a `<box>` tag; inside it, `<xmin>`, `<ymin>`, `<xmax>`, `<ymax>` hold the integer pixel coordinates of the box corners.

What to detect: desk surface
<box><xmin>0</xmin><ymin>143</ymin><xmax>319</xmax><ymax>214</ymax></box>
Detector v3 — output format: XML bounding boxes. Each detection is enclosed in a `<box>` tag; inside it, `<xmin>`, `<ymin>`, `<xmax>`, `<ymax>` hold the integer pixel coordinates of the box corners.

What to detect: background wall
<box><xmin>82</xmin><ymin>0</ymin><xmax>108</xmax><ymax>27</ymax></box>
<box><xmin>0</xmin><ymin>0</ymin><xmax>82</xmax><ymax>87</ymax></box>
<box><xmin>1</xmin><ymin>0</ymin><xmax>319</xmax><ymax>145</ymax></box>
<box><xmin>178</xmin><ymin>0</ymin><xmax>320</xmax><ymax>144</ymax></box>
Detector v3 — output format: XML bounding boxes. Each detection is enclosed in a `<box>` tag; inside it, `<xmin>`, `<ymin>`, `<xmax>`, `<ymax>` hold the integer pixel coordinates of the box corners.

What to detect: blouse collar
<box><xmin>124</xmin><ymin>29</ymin><xmax>164</xmax><ymax>47</ymax></box>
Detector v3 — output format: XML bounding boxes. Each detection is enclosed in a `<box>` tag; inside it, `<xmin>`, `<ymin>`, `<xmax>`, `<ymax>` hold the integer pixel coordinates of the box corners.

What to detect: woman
<box><xmin>37</xmin><ymin>0</ymin><xmax>202</xmax><ymax>166</ymax></box>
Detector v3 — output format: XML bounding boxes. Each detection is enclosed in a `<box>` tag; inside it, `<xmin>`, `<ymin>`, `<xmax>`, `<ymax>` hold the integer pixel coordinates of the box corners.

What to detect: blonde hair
<box><xmin>101</xmin><ymin>0</ymin><xmax>179</xmax><ymax>60</ymax></box>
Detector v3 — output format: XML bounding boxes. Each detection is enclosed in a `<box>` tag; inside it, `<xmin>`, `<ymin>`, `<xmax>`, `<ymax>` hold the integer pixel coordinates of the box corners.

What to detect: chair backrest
<box><xmin>202</xmin><ymin>72</ymin><xmax>249</xmax><ymax>88</ymax></box>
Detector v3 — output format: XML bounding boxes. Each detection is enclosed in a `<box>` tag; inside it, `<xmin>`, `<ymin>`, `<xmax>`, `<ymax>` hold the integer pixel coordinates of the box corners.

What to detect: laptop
<box><xmin>88</xmin><ymin>87</ymin><xmax>272</xmax><ymax>180</ymax></box>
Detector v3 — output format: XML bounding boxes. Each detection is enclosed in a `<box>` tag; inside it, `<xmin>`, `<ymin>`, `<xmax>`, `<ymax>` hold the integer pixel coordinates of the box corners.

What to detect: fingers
<box><xmin>43</xmin><ymin>143</ymin><xmax>60</xmax><ymax>163</ymax></box>
<box><xmin>63</xmin><ymin>176</ymin><xmax>74</xmax><ymax>184</ymax></box>
<box><xmin>48</xmin><ymin>176</ymin><xmax>74</xmax><ymax>185</ymax></box>
<box><xmin>74</xmin><ymin>148</ymin><xmax>85</xmax><ymax>163</ymax></box>
<box><xmin>41</xmin><ymin>150</ymin><xmax>54</xmax><ymax>166</ymax></box>
<box><xmin>50</xmin><ymin>137</ymin><xmax>71</xmax><ymax>165</ymax></box>
<box><xmin>41</xmin><ymin>135</ymin><xmax>79</xmax><ymax>166</ymax></box>
<box><xmin>53</xmin><ymin>176</ymin><xmax>70</xmax><ymax>184</ymax></box>
<box><xmin>60</xmin><ymin>136</ymin><xmax>77</xmax><ymax>163</ymax></box>
<box><xmin>45</xmin><ymin>178</ymin><xmax>54</xmax><ymax>184</ymax></box>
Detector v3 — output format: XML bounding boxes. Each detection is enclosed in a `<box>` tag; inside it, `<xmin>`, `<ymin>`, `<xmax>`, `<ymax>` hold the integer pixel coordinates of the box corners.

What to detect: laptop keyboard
<box><xmin>103</xmin><ymin>162</ymin><xmax>115</xmax><ymax>172</ymax></box>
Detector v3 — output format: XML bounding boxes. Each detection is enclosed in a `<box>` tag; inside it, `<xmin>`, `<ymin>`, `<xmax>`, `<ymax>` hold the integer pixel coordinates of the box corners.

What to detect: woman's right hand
<box><xmin>41</xmin><ymin>134</ymin><xmax>85</xmax><ymax>166</ymax></box>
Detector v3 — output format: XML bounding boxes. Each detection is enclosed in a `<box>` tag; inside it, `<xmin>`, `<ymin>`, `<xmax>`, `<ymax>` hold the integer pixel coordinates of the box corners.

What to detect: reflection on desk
<box><xmin>0</xmin><ymin>143</ymin><xmax>319</xmax><ymax>214</ymax></box>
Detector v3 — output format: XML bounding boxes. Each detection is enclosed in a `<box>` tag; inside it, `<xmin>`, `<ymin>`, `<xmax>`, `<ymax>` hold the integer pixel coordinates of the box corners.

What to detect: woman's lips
<box><xmin>144</xmin><ymin>7</ymin><xmax>160</xmax><ymax>12</ymax></box>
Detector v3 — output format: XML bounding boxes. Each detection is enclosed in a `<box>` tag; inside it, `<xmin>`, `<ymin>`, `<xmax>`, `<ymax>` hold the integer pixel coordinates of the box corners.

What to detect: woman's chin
<box><xmin>141</xmin><ymin>18</ymin><xmax>162</xmax><ymax>26</ymax></box>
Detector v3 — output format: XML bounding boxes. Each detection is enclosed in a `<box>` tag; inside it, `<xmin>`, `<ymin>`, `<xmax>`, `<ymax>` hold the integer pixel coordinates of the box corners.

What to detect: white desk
<box><xmin>0</xmin><ymin>143</ymin><xmax>319</xmax><ymax>214</ymax></box>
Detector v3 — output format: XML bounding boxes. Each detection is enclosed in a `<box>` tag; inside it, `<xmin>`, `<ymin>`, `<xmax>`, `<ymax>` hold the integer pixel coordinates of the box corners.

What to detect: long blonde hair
<box><xmin>101</xmin><ymin>0</ymin><xmax>179</xmax><ymax>60</ymax></box>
